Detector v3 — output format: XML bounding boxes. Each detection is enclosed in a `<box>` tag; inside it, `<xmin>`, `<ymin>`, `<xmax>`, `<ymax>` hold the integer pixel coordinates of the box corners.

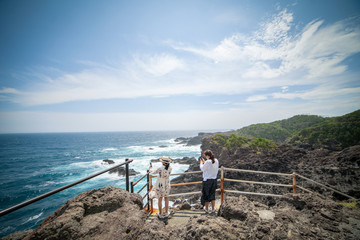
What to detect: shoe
<box><xmin>157</xmin><ymin>213</ymin><xmax>163</xmax><ymax>219</ymax></box>
<box><xmin>203</xmin><ymin>206</ymin><xmax>209</xmax><ymax>214</ymax></box>
<box><xmin>164</xmin><ymin>212</ymin><xmax>170</xmax><ymax>218</ymax></box>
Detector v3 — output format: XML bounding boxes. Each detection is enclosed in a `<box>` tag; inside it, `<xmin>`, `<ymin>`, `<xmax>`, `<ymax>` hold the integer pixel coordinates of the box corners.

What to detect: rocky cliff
<box><xmin>200</xmin><ymin>136</ymin><xmax>360</xmax><ymax>200</ymax></box>
<box><xmin>4</xmin><ymin>187</ymin><xmax>360</xmax><ymax>240</ymax></box>
<box><xmin>3</xmin><ymin>187</ymin><xmax>146</xmax><ymax>240</ymax></box>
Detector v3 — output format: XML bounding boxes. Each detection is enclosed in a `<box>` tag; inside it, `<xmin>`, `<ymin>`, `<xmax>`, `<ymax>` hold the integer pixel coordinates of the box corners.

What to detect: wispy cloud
<box><xmin>1</xmin><ymin>9</ymin><xmax>360</xmax><ymax>107</ymax></box>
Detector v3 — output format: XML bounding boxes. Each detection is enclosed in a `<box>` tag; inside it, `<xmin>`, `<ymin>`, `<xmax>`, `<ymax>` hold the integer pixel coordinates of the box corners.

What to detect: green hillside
<box><xmin>235</xmin><ymin>115</ymin><xmax>326</xmax><ymax>142</ymax></box>
<box><xmin>290</xmin><ymin>110</ymin><xmax>360</xmax><ymax>150</ymax></box>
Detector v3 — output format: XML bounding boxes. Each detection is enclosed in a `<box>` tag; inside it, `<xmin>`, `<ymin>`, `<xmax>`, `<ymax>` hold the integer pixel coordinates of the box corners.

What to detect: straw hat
<box><xmin>160</xmin><ymin>156</ymin><xmax>172</xmax><ymax>164</ymax></box>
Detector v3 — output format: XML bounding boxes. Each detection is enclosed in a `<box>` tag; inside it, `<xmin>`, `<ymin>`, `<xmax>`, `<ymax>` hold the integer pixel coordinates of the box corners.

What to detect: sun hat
<box><xmin>160</xmin><ymin>156</ymin><xmax>172</xmax><ymax>164</ymax></box>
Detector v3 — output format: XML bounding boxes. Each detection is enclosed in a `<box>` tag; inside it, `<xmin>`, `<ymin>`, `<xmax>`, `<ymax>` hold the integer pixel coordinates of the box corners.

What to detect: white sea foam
<box><xmin>101</xmin><ymin>147</ymin><xmax>118</xmax><ymax>152</ymax></box>
<box><xmin>127</xmin><ymin>143</ymin><xmax>200</xmax><ymax>155</ymax></box>
<box><xmin>23</xmin><ymin>212</ymin><xmax>43</xmax><ymax>224</ymax></box>
<box><xmin>39</xmin><ymin>181</ymin><xmax>56</xmax><ymax>187</ymax></box>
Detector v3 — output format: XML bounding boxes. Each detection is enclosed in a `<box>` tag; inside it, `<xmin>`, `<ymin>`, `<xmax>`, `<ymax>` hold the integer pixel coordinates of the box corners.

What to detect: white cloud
<box><xmin>1</xmin><ymin>9</ymin><xmax>360</xmax><ymax>108</ymax></box>
<box><xmin>246</xmin><ymin>94</ymin><xmax>268</xmax><ymax>102</ymax></box>
<box><xmin>213</xmin><ymin>101</ymin><xmax>231</xmax><ymax>105</ymax></box>
<box><xmin>133</xmin><ymin>53</ymin><xmax>185</xmax><ymax>77</ymax></box>
<box><xmin>272</xmin><ymin>85</ymin><xmax>360</xmax><ymax>100</ymax></box>
<box><xmin>256</xmin><ymin>9</ymin><xmax>293</xmax><ymax>45</ymax></box>
<box><xmin>281</xmin><ymin>86</ymin><xmax>288</xmax><ymax>93</ymax></box>
<box><xmin>0</xmin><ymin>87</ymin><xmax>20</xmax><ymax>94</ymax></box>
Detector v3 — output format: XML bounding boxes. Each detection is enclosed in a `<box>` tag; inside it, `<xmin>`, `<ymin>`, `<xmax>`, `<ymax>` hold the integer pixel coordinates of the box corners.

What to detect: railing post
<box><xmin>130</xmin><ymin>181</ymin><xmax>134</xmax><ymax>193</ymax></box>
<box><xmin>221</xmin><ymin>166</ymin><xmax>224</xmax><ymax>204</ymax></box>
<box><xmin>146</xmin><ymin>170</ymin><xmax>150</xmax><ymax>212</ymax></box>
<box><xmin>125</xmin><ymin>158</ymin><xmax>130</xmax><ymax>192</ymax></box>
<box><xmin>150</xmin><ymin>174</ymin><xmax>153</xmax><ymax>213</ymax></box>
<box><xmin>292</xmin><ymin>172</ymin><xmax>297</xmax><ymax>195</ymax></box>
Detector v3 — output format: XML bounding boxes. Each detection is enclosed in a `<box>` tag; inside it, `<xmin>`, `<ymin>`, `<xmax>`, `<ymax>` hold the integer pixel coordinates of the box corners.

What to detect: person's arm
<box><xmin>200</xmin><ymin>160</ymin><xmax>210</xmax><ymax>171</ymax></box>
<box><xmin>150</xmin><ymin>167</ymin><xmax>161</xmax><ymax>174</ymax></box>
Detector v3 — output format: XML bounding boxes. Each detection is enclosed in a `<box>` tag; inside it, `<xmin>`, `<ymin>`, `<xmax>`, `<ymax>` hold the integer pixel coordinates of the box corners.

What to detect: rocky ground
<box><xmin>4</xmin><ymin>187</ymin><xmax>359</xmax><ymax>240</ymax></box>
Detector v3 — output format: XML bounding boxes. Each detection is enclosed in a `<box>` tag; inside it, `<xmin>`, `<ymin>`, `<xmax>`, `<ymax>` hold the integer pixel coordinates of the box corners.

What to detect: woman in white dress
<box><xmin>149</xmin><ymin>156</ymin><xmax>172</xmax><ymax>218</ymax></box>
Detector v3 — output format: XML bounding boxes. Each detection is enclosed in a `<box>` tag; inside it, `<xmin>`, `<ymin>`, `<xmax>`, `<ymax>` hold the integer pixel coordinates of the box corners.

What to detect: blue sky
<box><xmin>0</xmin><ymin>0</ymin><xmax>359</xmax><ymax>133</ymax></box>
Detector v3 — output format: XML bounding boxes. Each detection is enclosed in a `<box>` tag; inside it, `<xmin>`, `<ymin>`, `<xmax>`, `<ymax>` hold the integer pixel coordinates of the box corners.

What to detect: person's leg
<box><xmin>205</xmin><ymin>201</ymin><xmax>209</xmax><ymax>211</ymax></box>
<box><xmin>164</xmin><ymin>197</ymin><xmax>169</xmax><ymax>213</ymax></box>
<box><xmin>211</xmin><ymin>200</ymin><xmax>215</xmax><ymax>211</ymax></box>
<box><xmin>158</xmin><ymin>197</ymin><xmax>163</xmax><ymax>215</ymax></box>
<box><xmin>209</xmin><ymin>179</ymin><xmax>216</xmax><ymax>211</ymax></box>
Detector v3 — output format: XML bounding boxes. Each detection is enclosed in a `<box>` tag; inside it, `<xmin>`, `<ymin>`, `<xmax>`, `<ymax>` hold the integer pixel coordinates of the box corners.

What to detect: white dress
<box><xmin>149</xmin><ymin>165</ymin><xmax>172</xmax><ymax>199</ymax></box>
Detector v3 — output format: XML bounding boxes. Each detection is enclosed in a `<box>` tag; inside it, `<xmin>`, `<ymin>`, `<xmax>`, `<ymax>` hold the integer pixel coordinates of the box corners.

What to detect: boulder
<box><xmin>151</xmin><ymin>157</ymin><xmax>196</xmax><ymax>165</ymax></box>
<box><xmin>22</xmin><ymin>186</ymin><xmax>146</xmax><ymax>240</ymax></box>
<box><xmin>109</xmin><ymin>166</ymin><xmax>140</xmax><ymax>176</ymax></box>
<box><xmin>102</xmin><ymin>159</ymin><xmax>115</xmax><ymax>164</ymax></box>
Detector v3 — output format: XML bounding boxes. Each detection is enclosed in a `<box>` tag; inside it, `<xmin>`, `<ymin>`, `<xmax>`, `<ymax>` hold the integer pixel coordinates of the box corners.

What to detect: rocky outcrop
<box><xmin>151</xmin><ymin>157</ymin><xmax>196</xmax><ymax>165</ymax></box>
<box><xmin>200</xmin><ymin>136</ymin><xmax>360</xmax><ymax>201</ymax></box>
<box><xmin>102</xmin><ymin>159</ymin><xmax>115</xmax><ymax>164</ymax></box>
<box><xmin>5</xmin><ymin>186</ymin><xmax>360</xmax><ymax>239</ymax></box>
<box><xmin>134</xmin><ymin>193</ymin><xmax>360</xmax><ymax>239</ymax></box>
<box><xmin>108</xmin><ymin>166</ymin><xmax>140</xmax><ymax>176</ymax></box>
<box><xmin>218</xmin><ymin>194</ymin><xmax>360</xmax><ymax>239</ymax></box>
<box><xmin>21</xmin><ymin>187</ymin><xmax>146</xmax><ymax>240</ymax></box>
<box><xmin>102</xmin><ymin>160</ymin><xmax>140</xmax><ymax>176</ymax></box>
<box><xmin>175</xmin><ymin>132</ymin><xmax>216</xmax><ymax>146</ymax></box>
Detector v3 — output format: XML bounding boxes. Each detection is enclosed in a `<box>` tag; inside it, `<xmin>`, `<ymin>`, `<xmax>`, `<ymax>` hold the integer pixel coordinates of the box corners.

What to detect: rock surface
<box><xmin>175</xmin><ymin>132</ymin><xmax>216</xmax><ymax>146</ymax></box>
<box><xmin>20</xmin><ymin>187</ymin><xmax>146</xmax><ymax>240</ymax></box>
<box><xmin>151</xmin><ymin>157</ymin><xmax>196</xmax><ymax>165</ymax></box>
<box><xmin>101</xmin><ymin>160</ymin><xmax>140</xmax><ymax>176</ymax></box>
<box><xmin>216</xmin><ymin>194</ymin><xmax>360</xmax><ymax>239</ymax></box>
<box><xmin>200</xmin><ymin>138</ymin><xmax>360</xmax><ymax>201</ymax></box>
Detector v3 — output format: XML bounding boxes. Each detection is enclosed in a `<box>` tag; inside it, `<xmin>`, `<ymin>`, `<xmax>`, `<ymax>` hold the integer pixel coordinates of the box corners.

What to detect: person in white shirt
<box><xmin>200</xmin><ymin>149</ymin><xmax>219</xmax><ymax>214</ymax></box>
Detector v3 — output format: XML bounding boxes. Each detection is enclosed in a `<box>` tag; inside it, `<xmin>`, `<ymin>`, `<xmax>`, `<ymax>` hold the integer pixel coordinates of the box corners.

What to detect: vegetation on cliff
<box><xmin>211</xmin><ymin>134</ymin><xmax>278</xmax><ymax>153</ymax></box>
<box><xmin>229</xmin><ymin>110</ymin><xmax>360</xmax><ymax>150</ymax></box>
<box><xmin>234</xmin><ymin>115</ymin><xmax>325</xmax><ymax>142</ymax></box>
<box><xmin>290</xmin><ymin>110</ymin><xmax>360</xmax><ymax>150</ymax></box>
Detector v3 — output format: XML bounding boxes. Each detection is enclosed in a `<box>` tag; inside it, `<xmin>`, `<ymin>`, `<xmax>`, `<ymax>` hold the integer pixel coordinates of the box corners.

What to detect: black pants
<box><xmin>201</xmin><ymin>179</ymin><xmax>217</xmax><ymax>206</ymax></box>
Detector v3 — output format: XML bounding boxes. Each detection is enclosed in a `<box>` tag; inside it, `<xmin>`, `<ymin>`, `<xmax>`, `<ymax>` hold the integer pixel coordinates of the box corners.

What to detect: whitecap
<box><xmin>101</xmin><ymin>147</ymin><xmax>118</xmax><ymax>152</ymax></box>
<box><xmin>23</xmin><ymin>212</ymin><xmax>43</xmax><ymax>224</ymax></box>
<box><xmin>127</xmin><ymin>143</ymin><xmax>200</xmax><ymax>155</ymax></box>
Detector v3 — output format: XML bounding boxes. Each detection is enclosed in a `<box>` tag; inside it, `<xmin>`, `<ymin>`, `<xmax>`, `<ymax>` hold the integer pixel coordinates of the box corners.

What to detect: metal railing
<box><xmin>0</xmin><ymin>159</ymin><xmax>133</xmax><ymax>217</ymax></box>
<box><xmin>130</xmin><ymin>170</ymin><xmax>151</xmax><ymax>210</ymax></box>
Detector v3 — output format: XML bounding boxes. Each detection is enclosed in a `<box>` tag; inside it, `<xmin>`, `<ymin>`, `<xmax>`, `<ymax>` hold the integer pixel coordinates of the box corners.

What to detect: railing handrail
<box><xmin>223</xmin><ymin>167</ymin><xmax>292</xmax><ymax>177</ymax></box>
<box><xmin>159</xmin><ymin>166</ymin><xmax>357</xmax><ymax>207</ymax></box>
<box><xmin>0</xmin><ymin>159</ymin><xmax>133</xmax><ymax>217</ymax></box>
<box><xmin>296</xmin><ymin>173</ymin><xmax>356</xmax><ymax>200</ymax></box>
<box><xmin>150</xmin><ymin>170</ymin><xmax>202</xmax><ymax>178</ymax></box>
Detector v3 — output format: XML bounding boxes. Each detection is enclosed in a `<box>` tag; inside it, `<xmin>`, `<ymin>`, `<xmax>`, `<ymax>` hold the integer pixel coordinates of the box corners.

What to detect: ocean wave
<box><xmin>127</xmin><ymin>143</ymin><xmax>200</xmax><ymax>155</ymax></box>
<box><xmin>22</xmin><ymin>212</ymin><xmax>43</xmax><ymax>224</ymax></box>
<box><xmin>100</xmin><ymin>147</ymin><xmax>118</xmax><ymax>152</ymax></box>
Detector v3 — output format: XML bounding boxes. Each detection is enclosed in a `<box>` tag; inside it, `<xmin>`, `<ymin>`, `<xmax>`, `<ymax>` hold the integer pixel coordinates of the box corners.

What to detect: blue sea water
<box><xmin>0</xmin><ymin>131</ymin><xmax>201</xmax><ymax>238</ymax></box>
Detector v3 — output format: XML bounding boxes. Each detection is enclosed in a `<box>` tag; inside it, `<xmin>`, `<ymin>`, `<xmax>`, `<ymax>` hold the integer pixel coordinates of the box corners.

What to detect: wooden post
<box><xmin>130</xmin><ymin>181</ymin><xmax>134</xmax><ymax>193</ymax></box>
<box><xmin>221</xmin><ymin>166</ymin><xmax>224</xmax><ymax>204</ymax></box>
<box><xmin>292</xmin><ymin>172</ymin><xmax>297</xmax><ymax>195</ymax></box>
<box><xmin>125</xmin><ymin>159</ymin><xmax>130</xmax><ymax>192</ymax></box>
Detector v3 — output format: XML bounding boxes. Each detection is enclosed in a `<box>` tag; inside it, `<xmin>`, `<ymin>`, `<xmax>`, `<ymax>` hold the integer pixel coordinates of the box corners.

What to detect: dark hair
<box><xmin>164</xmin><ymin>163</ymin><xmax>170</xmax><ymax>170</ymax></box>
<box><xmin>204</xmin><ymin>150</ymin><xmax>215</xmax><ymax>164</ymax></box>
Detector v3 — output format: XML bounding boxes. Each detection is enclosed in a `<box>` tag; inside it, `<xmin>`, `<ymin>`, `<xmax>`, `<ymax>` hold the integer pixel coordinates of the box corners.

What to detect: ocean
<box><xmin>0</xmin><ymin>131</ymin><xmax>201</xmax><ymax>238</ymax></box>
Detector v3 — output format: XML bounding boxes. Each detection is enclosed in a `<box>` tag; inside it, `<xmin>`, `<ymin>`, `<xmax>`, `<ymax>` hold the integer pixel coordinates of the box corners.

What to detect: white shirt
<box><xmin>200</xmin><ymin>159</ymin><xmax>219</xmax><ymax>181</ymax></box>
